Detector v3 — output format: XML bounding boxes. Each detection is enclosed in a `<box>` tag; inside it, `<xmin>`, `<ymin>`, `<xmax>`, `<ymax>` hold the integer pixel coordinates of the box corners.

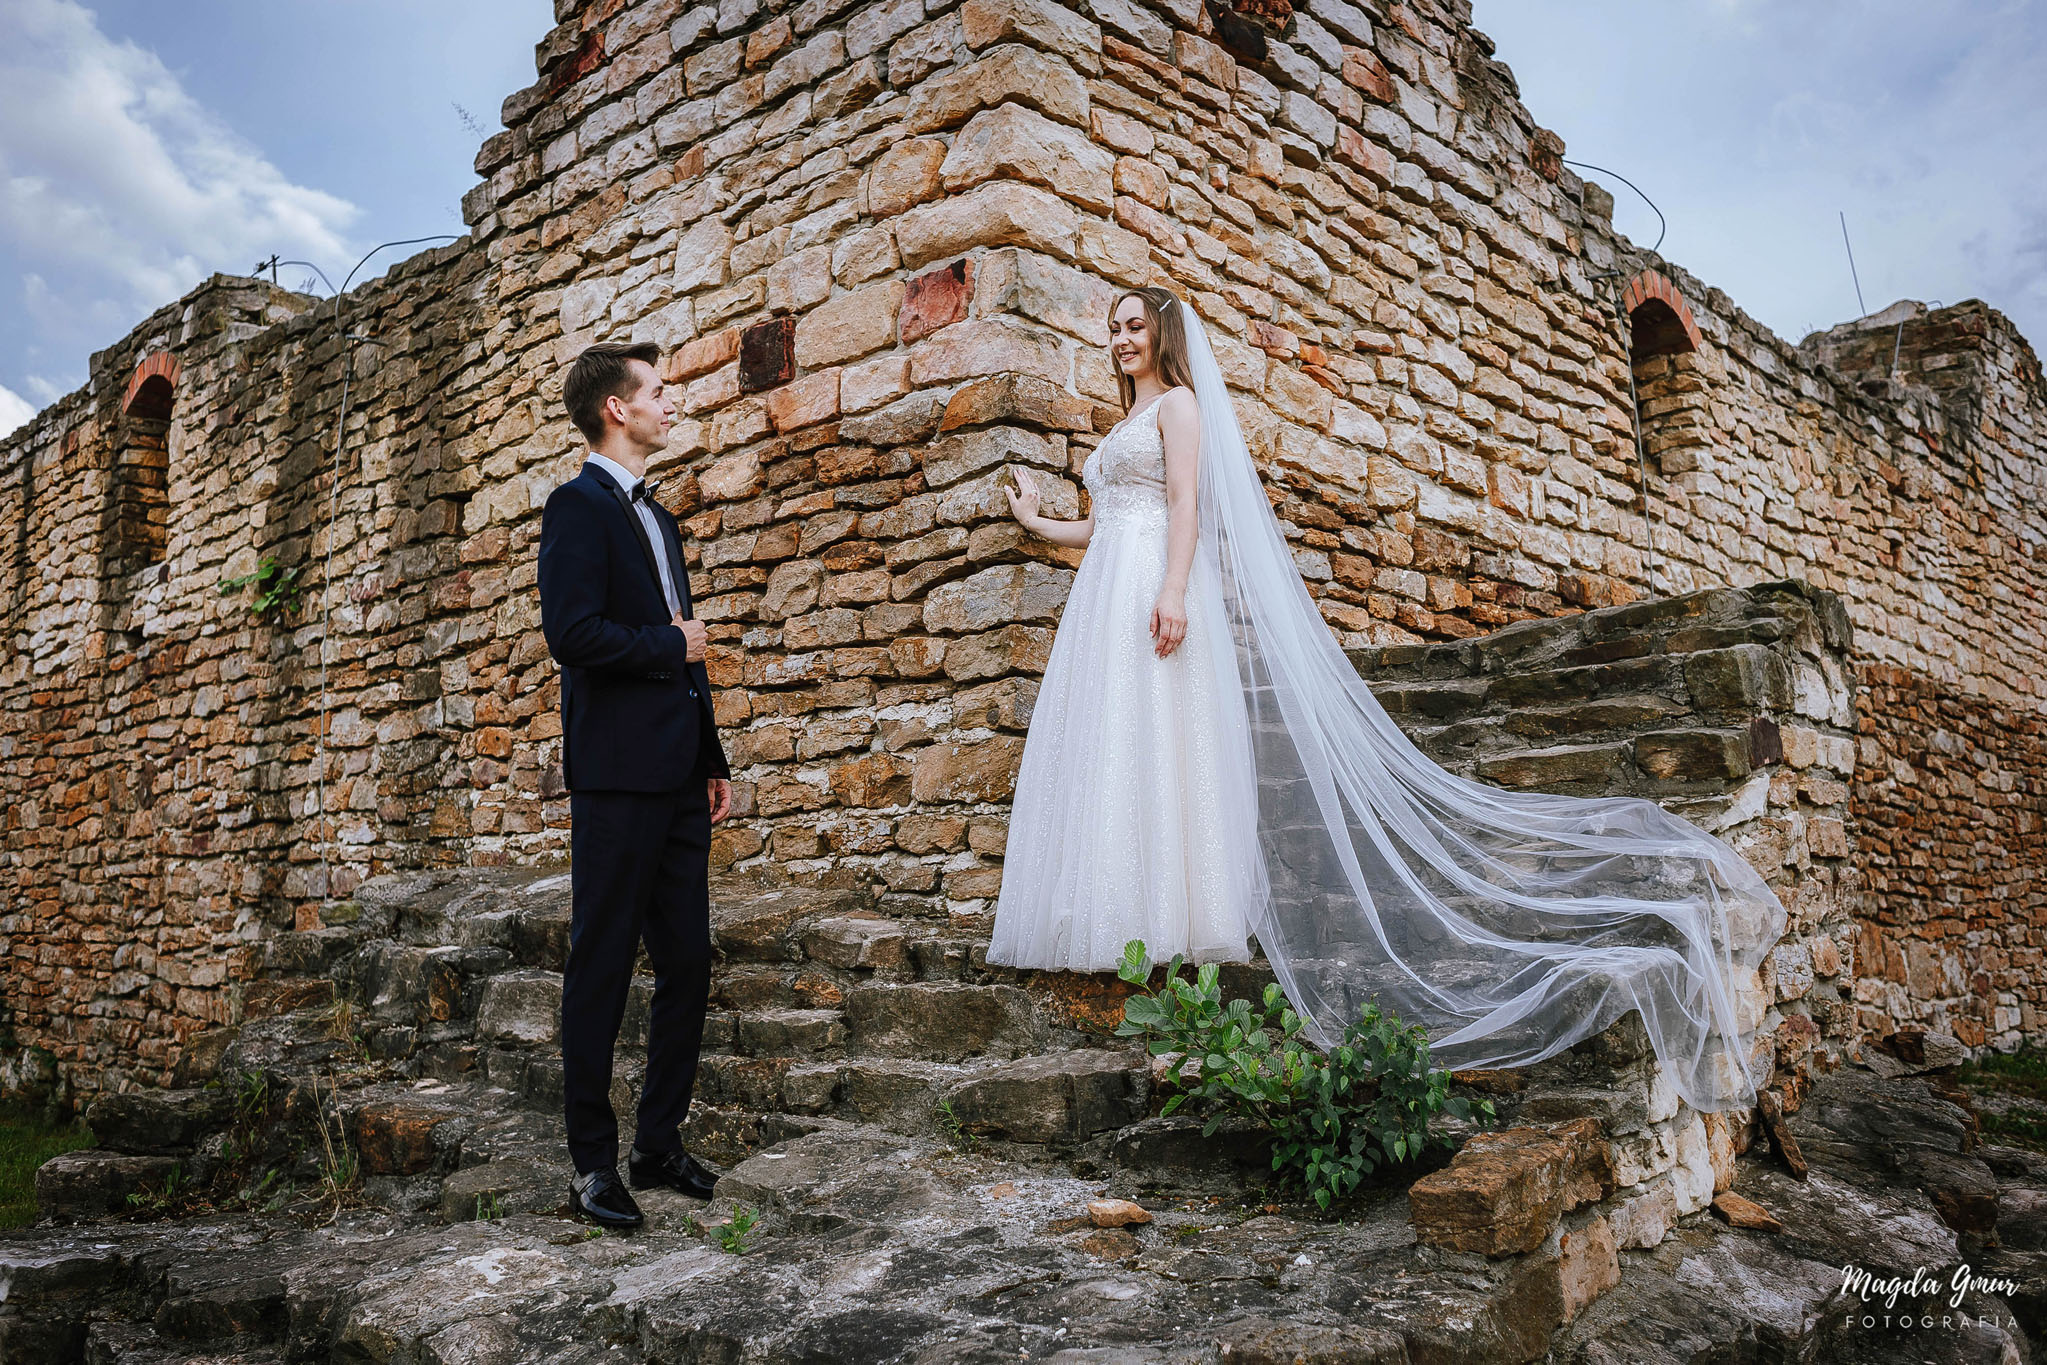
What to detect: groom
<box><xmin>538</xmin><ymin>340</ymin><xmax>733</xmax><ymax>1230</ymax></box>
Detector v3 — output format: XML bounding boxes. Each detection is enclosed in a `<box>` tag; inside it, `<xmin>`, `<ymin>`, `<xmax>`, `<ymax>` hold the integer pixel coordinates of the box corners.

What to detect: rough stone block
<box><xmin>738</xmin><ymin>316</ymin><xmax>797</xmax><ymax>393</ymax></box>
<box><xmin>354</xmin><ymin>1101</ymin><xmax>464</xmax><ymax>1177</ymax></box>
<box><xmin>735</xmin><ymin>1008</ymin><xmax>847</xmax><ymax>1057</ymax></box>
<box><xmin>1209</xmin><ymin>1318</ymin><xmax>1407</xmax><ymax>1364</ymax></box>
<box><xmin>475</xmin><ymin>969</ymin><xmax>563</xmax><ymax>1046</ymax></box>
<box><xmin>841</xmin><ymin>391</ymin><xmax>947</xmax><ymax>445</ymax></box>
<box><xmin>674</xmin><ymin>218</ymin><xmax>733</xmax><ymax>292</ymax></box>
<box><xmin>972</xmin><ymin>247</ymin><xmax>1116</xmax><ymax>345</ymax></box>
<box><xmin>666</xmin><ymin>327</ymin><xmax>741</xmax><ymax>382</ymax></box>
<box><xmin>866</xmin><ymin>138</ymin><xmax>948</xmax><ymax>218</ymax></box>
<box><xmin>828</xmin><ymin>752</ymin><xmax>914</xmax><ymax>808</ymax></box>
<box><xmin>84</xmin><ymin>1088</ymin><xmax>233</xmax><ymax>1154</ymax></box>
<box><xmin>942</xmin><ymin>1050</ymin><xmax>1149</xmax><ymax>1143</ymax></box>
<box><xmin>941</xmin><ymin>103</ymin><xmax>1116</xmax><ymax>213</ymax></box>
<box><xmin>1710</xmin><ymin>1191</ymin><xmax>1784</xmax><ymax>1232</ymax></box>
<box><xmin>901</xmin><ymin>259</ymin><xmax>973</xmax><ymax>345</ymax></box>
<box><xmin>922</xmin><ymin>426</ymin><xmax>1066</xmax><ymax>490</ymax></box>
<box><xmin>940</xmin><ymin>625</ymin><xmax>1056</xmax><ymax>681</ymax></box>
<box><xmin>1633</xmin><ymin>729</ymin><xmax>1752</xmax><ymax>785</ymax></box>
<box><xmin>765</xmin><ymin>368</ymin><xmax>841</xmax><ymax>432</ymax></box>
<box><xmin>439</xmin><ymin>1158</ymin><xmax>561</xmax><ymax>1222</ymax></box>
<box><xmin>896</xmin><ymin>183</ymin><xmax>1080</xmax><ymax>270</ymax></box>
<box><xmin>960</xmin><ymin>0</ymin><xmax>1104</xmax><ymax>72</ymax></box>
<box><xmin>902</xmin><ymin>44</ymin><xmax>1091</xmax><ymax>133</ymax></box>
<box><xmin>766</xmin><ymin>245</ymin><xmax>834</xmax><ymax>314</ymax></box>
<box><xmin>803</xmin><ymin>916</ymin><xmax>909</xmax><ymax>969</ymax></box>
<box><xmin>909</xmin><ymin>319</ymin><xmax>1071</xmax><ymax>388</ymax></box>
<box><xmin>1409</xmin><ymin>1121</ymin><xmax>1610</xmax><ymax>1257</ymax></box>
<box><xmin>1109</xmin><ymin>1115</ymin><xmax>1274</xmax><ymax>1176</ymax></box>
<box><xmin>1475</xmin><ymin>743</ymin><xmax>1629</xmax><ymax>790</ymax></box>
<box><xmin>941</xmin><ymin>372</ymin><xmax>1093</xmax><ymax>432</ymax></box>
<box><xmin>1172</xmin><ymin>31</ymin><xmax>1236</xmax><ymax>90</ymax></box>
<box><xmin>842</xmin><ymin>983</ymin><xmax>1043</xmax><ymax>1060</ymax></box>
<box><xmin>910</xmin><ymin>735</ymin><xmax>1027</xmax><ymax>803</ymax></box>
<box><xmin>1682</xmin><ymin>644</ymin><xmax>1791</xmax><ymax>712</ymax></box>
<box><xmin>1605</xmin><ymin>1177</ymin><xmax>1679</xmax><ymax>1249</ymax></box>
<box><xmin>841</xmin><ymin>352</ymin><xmax>911</xmax><ymax>413</ymax></box>
<box><xmin>794</xmin><ymin>282</ymin><xmax>903</xmax><ymax>368</ymax></box>
<box><xmin>36</xmin><ymin>1150</ymin><xmax>181</xmax><ymax>1221</ymax></box>
<box><xmin>923</xmin><ymin>563</ymin><xmax>1074</xmax><ymax>632</ymax></box>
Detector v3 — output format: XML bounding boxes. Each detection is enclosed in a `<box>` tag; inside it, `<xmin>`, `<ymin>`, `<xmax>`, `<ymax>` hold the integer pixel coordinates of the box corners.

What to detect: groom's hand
<box><xmin>673</xmin><ymin>613</ymin><xmax>707</xmax><ymax>662</ymax></box>
<box><xmin>707</xmin><ymin>777</ymin><xmax>732</xmax><ymax>824</ymax></box>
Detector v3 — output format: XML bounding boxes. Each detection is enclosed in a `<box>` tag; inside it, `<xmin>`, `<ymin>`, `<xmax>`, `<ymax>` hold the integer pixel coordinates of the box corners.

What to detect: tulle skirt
<box><xmin>987</xmin><ymin>511</ymin><xmax>1263</xmax><ymax>970</ymax></box>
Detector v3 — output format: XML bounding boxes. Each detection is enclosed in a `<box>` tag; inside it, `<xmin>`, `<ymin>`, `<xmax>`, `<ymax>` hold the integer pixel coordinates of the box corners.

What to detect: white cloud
<box><xmin>0</xmin><ymin>382</ymin><xmax>33</xmax><ymax>437</ymax></box>
<box><xmin>0</xmin><ymin>0</ymin><xmax>360</xmax><ymax>364</ymax></box>
<box><xmin>1471</xmin><ymin>0</ymin><xmax>2047</xmax><ymax>351</ymax></box>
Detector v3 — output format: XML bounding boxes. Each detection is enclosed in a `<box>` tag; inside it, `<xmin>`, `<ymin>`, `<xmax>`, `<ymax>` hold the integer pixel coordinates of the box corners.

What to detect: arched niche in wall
<box><xmin>1621</xmin><ymin>271</ymin><xmax>1712</xmax><ymax>476</ymax></box>
<box><xmin>107</xmin><ymin>350</ymin><xmax>179</xmax><ymax>584</ymax></box>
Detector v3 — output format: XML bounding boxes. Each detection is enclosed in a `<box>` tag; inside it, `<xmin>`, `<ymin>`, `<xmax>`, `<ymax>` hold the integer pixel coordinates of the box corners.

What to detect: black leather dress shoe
<box><xmin>628</xmin><ymin>1145</ymin><xmax>719</xmax><ymax>1199</ymax></box>
<box><xmin>568</xmin><ymin>1167</ymin><xmax>644</xmax><ymax>1229</ymax></box>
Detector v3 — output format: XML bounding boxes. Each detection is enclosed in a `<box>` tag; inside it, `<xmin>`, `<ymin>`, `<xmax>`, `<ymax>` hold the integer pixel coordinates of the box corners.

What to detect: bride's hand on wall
<box><xmin>1150</xmin><ymin>590</ymin><xmax>1186</xmax><ymax>657</ymax></box>
<box><xmin>1003</xmin><ymin>468</ymin><xmax>1040</xmax><ymax>527</ymax></box>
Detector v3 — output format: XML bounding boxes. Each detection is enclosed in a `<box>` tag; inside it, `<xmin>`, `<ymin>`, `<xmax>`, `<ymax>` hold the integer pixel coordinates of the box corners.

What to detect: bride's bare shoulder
<box><xmin>1159</xmin><ymin>385</ymin><xmax>1199</xmax><ymax>418</ymax></box>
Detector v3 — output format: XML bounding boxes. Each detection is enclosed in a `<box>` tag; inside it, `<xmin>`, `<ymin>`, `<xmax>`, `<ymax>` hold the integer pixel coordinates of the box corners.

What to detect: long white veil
<box><xmin>1178</xmin><ymin>300</ymin><xmax>1784</xmax><ymax>1112</ymax></box>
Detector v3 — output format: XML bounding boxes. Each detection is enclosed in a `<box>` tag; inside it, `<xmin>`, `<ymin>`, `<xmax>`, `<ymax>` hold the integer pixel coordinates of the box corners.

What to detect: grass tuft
<box><xmin>0</xmin><ymin>1104</ymin><xmax>93</xmax><ymax>1228</ymax></box>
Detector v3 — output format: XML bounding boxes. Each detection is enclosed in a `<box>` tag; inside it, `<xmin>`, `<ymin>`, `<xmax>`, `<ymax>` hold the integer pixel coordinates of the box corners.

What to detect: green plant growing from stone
<box><xmin>313</xmin><ymin>1000</ymin><xmax>372</xmax><ymax>1068</ymax></box>
<box><xmin>247</xmin><ymin>1167</ymin><xmax>291</xmax><ymax>1213</ymax></box>
<box><xmin>220</xmin><ymin>1068</ymin><xmax>270</xmax><ymax>1170</ymax></box>
<box><xmin>218</xmin><ymin>554</ymin><xmax>305</xmax><ymax>621</ymax></box>
<box><xmin>935</xmin><ymin>1097</ymin><xmax>978</xmax><ymax>1149</ymax></box>
<box><xmin>1114</xmin><ymin>940</ymin><xmax>1494</xmax><ymax>1210</ymax></box>
<box><xmin>475</xmin><ymin>1191</ymin><xmax>505</xmax><ymax>1221</ymax></box>
<box><xmin>718</xmin><ymin>1206</ymin><xmax>761</xmax><ymax>1254</ymax></box>
<box><xmin>125</xmin><ymin>1162</ymin><xmax>186</xmax><ymax>1216</ymax></box>
<box><xmin>308</xmin><ymin>1072</ymin><xmax>358</xmax><ymax>1215</ymax></box>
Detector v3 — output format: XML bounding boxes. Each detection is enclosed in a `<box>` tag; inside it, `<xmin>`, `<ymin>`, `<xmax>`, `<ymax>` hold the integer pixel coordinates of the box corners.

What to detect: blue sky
<box><xmin>1471</xmin><ymin>0</ymin><xmax>2047</xmax><ymax>349</ymax></box>
<box><xmin>0</xmin><ymin>0</ymin><xmax>552</xmax><ymax>431</ymax></box>
<box><xmin>2</xmin><ymin>0</ymin><xmax>2043</xmax><ymax>436</ymax></box>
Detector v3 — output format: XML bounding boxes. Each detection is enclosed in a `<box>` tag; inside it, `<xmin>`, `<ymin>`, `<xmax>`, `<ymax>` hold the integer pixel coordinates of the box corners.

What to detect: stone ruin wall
<box><xmin>0</xmin><ymin>0</ymin><xmax>2042</xmax><ymax>1099</ymax></box>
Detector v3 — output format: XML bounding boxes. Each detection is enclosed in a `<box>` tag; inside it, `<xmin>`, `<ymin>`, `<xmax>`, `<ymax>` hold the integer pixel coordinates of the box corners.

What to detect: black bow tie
<box><xmin>629</xmin><ymin>480</ymin><xmax>652</xmax><ymax>503</ymax></box>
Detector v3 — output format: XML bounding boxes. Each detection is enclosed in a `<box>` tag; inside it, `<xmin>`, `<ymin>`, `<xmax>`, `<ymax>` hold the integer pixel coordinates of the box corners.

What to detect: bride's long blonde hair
<box><xmin>1109</xmin><ymin>286</ymin><xmax>1198</xmax><ymax>411</ymax></box>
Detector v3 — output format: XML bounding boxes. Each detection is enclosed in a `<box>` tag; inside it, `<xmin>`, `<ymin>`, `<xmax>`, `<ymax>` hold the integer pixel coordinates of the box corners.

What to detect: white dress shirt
<box><xmin>586</xmin><ymin>452</ymin><xmax>682</xmax><ymax>618</ymax></box>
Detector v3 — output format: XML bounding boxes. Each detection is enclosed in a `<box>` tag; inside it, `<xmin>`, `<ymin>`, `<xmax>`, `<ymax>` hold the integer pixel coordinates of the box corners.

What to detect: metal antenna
<box><xmin>1838</xmin><ymin>212</ymin><xmax>1868</xmax><ymax>319</ymax></box>
<box><xmin>1562</xmin><ymin>159</ymin><xmax>1666</xmax><ymax>253</ymax></box>
<box><xmin>1892</xmin><ymin>300</ymin><xmax>1943</xmax><ymax>379</ymax></box>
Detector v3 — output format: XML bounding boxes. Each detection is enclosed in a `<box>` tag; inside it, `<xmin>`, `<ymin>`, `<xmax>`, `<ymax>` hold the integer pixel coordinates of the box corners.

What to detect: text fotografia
<box><xmin>1839</xmin><ymin>1263</ymin><xmax>2021</xmax><ymax>1330</ymax></box>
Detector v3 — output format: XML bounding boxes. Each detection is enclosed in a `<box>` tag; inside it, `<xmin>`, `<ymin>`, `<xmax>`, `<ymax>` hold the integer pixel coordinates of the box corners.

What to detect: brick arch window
<box><xmin>107</xmin><ymin>350</ymin><xmax>179</xmax><ymax>579</ymax></box>
<box><xmin>1620</xmin><ymin>271</ymin><xmax>1711</xmax><ymax>475</ymax></box>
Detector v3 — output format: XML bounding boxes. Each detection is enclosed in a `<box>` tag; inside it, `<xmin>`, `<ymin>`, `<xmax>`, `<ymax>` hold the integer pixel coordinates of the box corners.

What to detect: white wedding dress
<box><xmin>986</xmin><ymin>301</ymin><xmax>1786</xmax><ymax>1114</ymax></box>
<box><xmin>987</xmin><ymin>391</ymin><xmax>1264</xmax><ymax>970</ymax></box>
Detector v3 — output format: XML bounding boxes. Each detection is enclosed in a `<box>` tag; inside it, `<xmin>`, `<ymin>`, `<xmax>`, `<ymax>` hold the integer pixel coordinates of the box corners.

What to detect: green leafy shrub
<box><xmin>218</xmin><ymin>555</ymin><xmax>305</xmax><ymax>620</ymax></box>
<box><xmin>1114</xmin><ymin>939</ymin><xmax>1494</xmax><ymax>1209</ymax></box>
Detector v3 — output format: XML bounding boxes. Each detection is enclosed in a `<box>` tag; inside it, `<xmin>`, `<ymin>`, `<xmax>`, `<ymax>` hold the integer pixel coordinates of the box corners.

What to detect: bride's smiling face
<box><xmin>1109</xmin><ymin>296</ymin><xmax>1156</xmax><ymax>381</ymax></box>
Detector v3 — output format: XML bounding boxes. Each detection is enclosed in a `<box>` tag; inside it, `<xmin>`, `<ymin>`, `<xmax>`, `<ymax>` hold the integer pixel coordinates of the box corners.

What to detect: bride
<box><xmin>986</xmin><ymin>286</ymin><xmax>1787</xmax><ymax>1113</ymax></box>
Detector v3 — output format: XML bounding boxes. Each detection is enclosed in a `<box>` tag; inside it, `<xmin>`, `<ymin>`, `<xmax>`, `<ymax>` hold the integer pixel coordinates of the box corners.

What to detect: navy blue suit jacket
<box><xmin>538</xmin><ymin>460</ymin><xmax>729</xmax><ymax>793</ymax></box>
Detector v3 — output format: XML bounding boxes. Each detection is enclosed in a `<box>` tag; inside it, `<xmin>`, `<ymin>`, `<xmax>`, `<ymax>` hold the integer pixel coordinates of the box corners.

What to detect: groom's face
<box><xmin>607</xmin><ymin>359</ymin><xmax>674</xmax><ymax>455</ymax></box>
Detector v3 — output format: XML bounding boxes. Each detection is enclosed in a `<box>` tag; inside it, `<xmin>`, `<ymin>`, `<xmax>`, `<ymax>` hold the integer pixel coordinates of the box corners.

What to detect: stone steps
<box><xmin>12</xmin><ymin>1069</ymin><xmax>2037</xmax><ymax>1365</ymax></box>
<box><xmin>17</xmin><ymin>858</ymin><xmax>2037</xmax><ymax>1364</ymax></box>
<box><xmin>29</xmin><ymin>862</ymin><xmax>1307</xmax><ymax>1239</ymax></box>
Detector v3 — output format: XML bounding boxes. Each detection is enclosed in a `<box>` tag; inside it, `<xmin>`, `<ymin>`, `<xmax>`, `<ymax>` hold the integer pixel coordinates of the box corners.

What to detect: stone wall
<box><xmin>2</xmin><ymin>0</ymin><xmax>2043</xmax><ymax>1096</ymax></box>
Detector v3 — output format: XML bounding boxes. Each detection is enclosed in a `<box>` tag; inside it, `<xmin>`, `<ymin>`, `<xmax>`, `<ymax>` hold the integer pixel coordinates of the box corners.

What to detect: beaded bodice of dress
<box><xmin>1082</xmin><ymin>396</ymin><xmax>1170</xmax><ymax>530</ymax></box>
